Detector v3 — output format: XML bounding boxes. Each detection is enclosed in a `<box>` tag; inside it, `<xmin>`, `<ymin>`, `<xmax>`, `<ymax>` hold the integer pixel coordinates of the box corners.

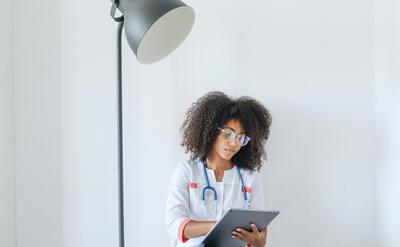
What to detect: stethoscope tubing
<box><xmin>201</xmin><ymin>160</ymin><xmax>248</xmax><ymax>202</ymax></box>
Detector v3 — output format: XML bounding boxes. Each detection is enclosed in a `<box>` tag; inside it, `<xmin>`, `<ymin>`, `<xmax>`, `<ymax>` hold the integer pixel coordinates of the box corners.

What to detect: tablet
<box><xmin>200</xmin><ymin>208</ymin><xmax>279</xmax><ymax>247</ymax></box>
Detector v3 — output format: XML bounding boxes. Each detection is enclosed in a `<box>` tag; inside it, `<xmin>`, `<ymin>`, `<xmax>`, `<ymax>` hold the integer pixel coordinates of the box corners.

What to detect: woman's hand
<box><xmin>232</xmin><ymin>224</ymin><xmax>268</xmax><ymax>247</ymax></box>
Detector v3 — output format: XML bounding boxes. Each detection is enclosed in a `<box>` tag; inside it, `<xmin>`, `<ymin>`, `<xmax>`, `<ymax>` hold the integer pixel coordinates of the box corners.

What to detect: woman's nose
<box><xmin>228</xmin><ymin>138</ymin><xmax>237</xmax><ymax>147</ymax></box>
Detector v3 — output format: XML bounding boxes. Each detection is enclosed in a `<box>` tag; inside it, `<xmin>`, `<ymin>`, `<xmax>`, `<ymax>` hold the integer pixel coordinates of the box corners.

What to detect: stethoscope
<box><xmin>201</xmin><ymin>160</ymin><xmax>250</xmax><ymax>211</ymax></box>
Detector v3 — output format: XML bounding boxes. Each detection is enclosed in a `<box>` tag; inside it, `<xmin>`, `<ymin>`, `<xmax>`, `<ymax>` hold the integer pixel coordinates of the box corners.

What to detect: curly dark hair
<box><xmin>180</xmin><ymin>91</ymin><xmax>272</xmax><ymax>172</ymax></box>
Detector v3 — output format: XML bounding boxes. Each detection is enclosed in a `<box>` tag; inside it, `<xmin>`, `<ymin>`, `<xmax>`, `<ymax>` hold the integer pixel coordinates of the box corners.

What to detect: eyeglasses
<box><xmin>217</xmin><ymin>127</ymin><xmax>251</xmax><ymax>146</ymax></box>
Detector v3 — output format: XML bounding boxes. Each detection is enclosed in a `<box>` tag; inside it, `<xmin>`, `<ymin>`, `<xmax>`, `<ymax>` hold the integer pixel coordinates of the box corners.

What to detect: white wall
<box><xmin>59</xmin><ymin>1</ymin><xmax>119</xmax><ymax>246</ymax></box>
<box><xmin>374</xmin><ymin>0</ymin><xmax>400</xmax><ymax>246</ymax></box>
<box><xmin>13</xmin><ymin>0</ymin><xmax>381</xmax><ymax>247</ymax></box>
<box><xmin>14</xmin><ymin>0</ymin><xmax>63</xmax><ymax>246</ymax></box>
<box><xmin>59</xmin><ymin>0</ymin><xmax>376</xmax><ymax>246</ymax></box>
<box><xmin>0</xmin><ymin>0</ymin><xmax>16</xmax><ymax>246</ymax></box>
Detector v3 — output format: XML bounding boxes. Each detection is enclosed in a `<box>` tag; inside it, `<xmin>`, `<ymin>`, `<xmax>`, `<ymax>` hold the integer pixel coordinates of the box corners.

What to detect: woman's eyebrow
<box><xmin>224</xmin><ymin>126</ymin><xmax>245</xmax><ymax>134</ymax></box>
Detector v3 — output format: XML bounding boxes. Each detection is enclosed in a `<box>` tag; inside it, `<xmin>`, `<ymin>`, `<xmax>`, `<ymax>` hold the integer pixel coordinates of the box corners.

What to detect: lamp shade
<box><xmin>122</xmin><ymin>0</ymin><xmax>195</xmax><ymax>64</ymax></box>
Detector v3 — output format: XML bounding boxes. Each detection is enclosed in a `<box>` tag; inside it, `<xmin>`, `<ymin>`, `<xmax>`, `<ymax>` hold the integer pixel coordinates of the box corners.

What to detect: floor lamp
<box><xmin>109</xmin><ymin>0</ymin><xmax>195</xmax><ymax>246</ymax></box>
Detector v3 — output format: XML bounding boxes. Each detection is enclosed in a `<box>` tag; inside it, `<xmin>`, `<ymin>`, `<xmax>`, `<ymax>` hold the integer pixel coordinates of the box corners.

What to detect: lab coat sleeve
<box><xmin>250</xmin><ymin>171</ymin><xmax>265</xmax><ymax>210</ymax></box>
<box><xmin>166</xmin><ymin>162</ymin><xmax>192</xmax><ymax>242</ymax></box>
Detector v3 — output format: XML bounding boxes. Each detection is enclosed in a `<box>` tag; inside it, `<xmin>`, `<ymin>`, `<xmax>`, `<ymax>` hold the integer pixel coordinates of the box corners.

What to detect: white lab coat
<box><xmin>166</xmin><ymin>159</ymin><xmax>265</xmax><ymax>247</ymax></box>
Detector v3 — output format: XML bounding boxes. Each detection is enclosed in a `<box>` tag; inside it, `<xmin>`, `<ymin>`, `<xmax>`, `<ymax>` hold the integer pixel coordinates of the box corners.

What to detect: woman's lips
<box><xmin>225</xmin><ymin>149</ymin><xmax>236</xmax><ymax>154</ymax></box>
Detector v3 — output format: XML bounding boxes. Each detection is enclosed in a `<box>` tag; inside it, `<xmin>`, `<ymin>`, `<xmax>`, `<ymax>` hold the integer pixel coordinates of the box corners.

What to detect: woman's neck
<box><xmin>205</xmin><ymin>151</ymin><xmax>233</xmax><ymax>172</ymax></box>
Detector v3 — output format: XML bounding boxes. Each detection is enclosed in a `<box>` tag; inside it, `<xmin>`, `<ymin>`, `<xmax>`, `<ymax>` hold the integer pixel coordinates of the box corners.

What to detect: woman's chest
<box><xmin>187</xmin><ymin>180</ymin><xmax>250</xmax><ymax>220</ymax></box>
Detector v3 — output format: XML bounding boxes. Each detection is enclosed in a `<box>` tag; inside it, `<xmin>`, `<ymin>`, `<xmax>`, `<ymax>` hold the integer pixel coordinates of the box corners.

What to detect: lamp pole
<box><xmin>110</xmin><ymin>0</ymin><xmax>125</xmax><ymax>247</ymax></box>
<box><xmin>116</xmin><ymin>20</ymin><xmax>125</xmax><ymax>247</ymax></box>
<box><xmin>111</xmin><ymin>1</ymin><xmax>126</xmax><ymax>246</ymax></box>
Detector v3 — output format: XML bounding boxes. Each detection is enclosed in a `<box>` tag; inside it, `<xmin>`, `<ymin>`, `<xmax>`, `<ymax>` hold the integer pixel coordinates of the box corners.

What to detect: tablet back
<box><xmin>201</xmin><ymin>208</ymin><xmax>279</xmax><ymax>247</ymax></box>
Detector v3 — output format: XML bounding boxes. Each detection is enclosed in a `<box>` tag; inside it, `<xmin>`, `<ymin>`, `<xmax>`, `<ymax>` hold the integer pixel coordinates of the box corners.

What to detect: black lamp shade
<box><xmin>122</xmin><ymin>0</ymin><xmax>195</xmax><ymax>64</ymax></box>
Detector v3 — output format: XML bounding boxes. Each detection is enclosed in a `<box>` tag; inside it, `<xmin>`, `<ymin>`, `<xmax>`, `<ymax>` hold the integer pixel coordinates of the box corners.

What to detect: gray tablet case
<box><xmin>200</xmin><ymin>208</ymin><xmax>279</xmax><ymax>247</ymax></box>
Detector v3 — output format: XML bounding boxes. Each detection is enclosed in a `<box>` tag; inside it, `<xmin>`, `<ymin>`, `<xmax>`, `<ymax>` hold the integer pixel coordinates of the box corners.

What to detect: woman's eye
<box><xmin>224</xmin><ymin>131</ymin><xmax>232</xmax><ymax>137</ymax></box>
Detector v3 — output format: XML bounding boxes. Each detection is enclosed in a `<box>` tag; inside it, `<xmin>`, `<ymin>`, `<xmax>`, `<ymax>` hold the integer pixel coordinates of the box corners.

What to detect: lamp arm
<box><xmin>110</xmin><ymin>1</ymin><xmax>124</xmax><ymax>22</ymax></box>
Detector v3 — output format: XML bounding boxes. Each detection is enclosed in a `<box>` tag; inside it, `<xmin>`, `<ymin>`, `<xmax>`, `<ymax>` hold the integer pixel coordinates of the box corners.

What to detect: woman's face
<box><xmin>211</xmin><ymin>119</ymin><xmax>245</xmax><ymax>161</ymax></box>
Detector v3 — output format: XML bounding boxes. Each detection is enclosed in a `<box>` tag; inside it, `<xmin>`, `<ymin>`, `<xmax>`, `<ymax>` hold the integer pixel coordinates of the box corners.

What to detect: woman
<box><xmin>166</xmin><ymin>91</ymin><xmax>272</xmax><ymax>247</ymax></box>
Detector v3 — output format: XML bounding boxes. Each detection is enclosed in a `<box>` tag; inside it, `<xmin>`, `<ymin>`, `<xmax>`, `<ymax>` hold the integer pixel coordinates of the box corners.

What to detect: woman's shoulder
<box><xmin>174</xmin><ymin>158</ymin><xmax>201</xmax><ymax>174</ymax></box>
<box><xmin>170</xmin><ymin>159</ymin><xmax>198</xmax><ymax>185</ymax></box>
<box><xmin>238</xmin><ymin>166</ymin><xmax>263</xmax><ymax>184</ymax></box>
<box><xmin>178</xmin><ymin>158</ymin><xmax>199</xmax><ymax>168</ymax></box>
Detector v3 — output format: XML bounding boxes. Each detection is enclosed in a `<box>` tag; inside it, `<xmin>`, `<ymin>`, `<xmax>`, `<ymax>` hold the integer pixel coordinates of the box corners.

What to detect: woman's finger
<box><xmin>236</xmin><ymin>228</ymin><xmax>250</xmax><ymax>237</ymax></box>
<box><xmin>232</xmin><ymin>230</ymin><xmax>247</xmax><ymax>240</ymax></box>
<box><xmin>251</xmin><ymin>224</ymin><xmax>259</xmax><ymax>233</ymax></box>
